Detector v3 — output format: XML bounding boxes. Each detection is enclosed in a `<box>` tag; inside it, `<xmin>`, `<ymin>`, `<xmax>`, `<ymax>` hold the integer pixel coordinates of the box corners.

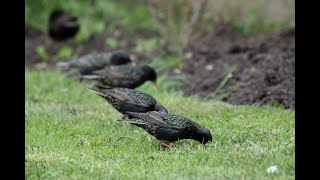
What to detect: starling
<box><xmin>56</xmin><ymin>50</ymin><xmax>131</xmax><ymax>72</ymax></box>
<box><xmin>48</xmin><ymin>9</ymin><xmax>80</xmax><ymax>41</ymax></box>
<box><xmin>120</xmin><ymin>111</ymin><xmax>212</xmax><ymax>147</ymax></box>
<box><xmin>86</xmin><ymin>85</ymin><xmax>168</xmax><ymax>117</ymax></box>
<box><xmin>81</xmin><ymin>64</ymin><xmax>159</xmax><ymax>89</ymax></box>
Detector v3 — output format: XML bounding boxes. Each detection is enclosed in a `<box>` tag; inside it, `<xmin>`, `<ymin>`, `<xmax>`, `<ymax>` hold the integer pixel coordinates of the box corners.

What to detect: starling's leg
<box><xmin>76</xmin><ymin>81</ymin><xmax>81</xmax><ymax>89</ymax></box>
<box><xmin>160</xmin><ymin>140</ymin><xmax>176</xmax><ymax>149</ymax></box>
<box><xmin>121</xmin><ymin>115</ymin><xmax>126</xmax><ymax>128</ymax></box>
<box><xmin>76</xmin><ymin>76</ymin><xmax>82</xmax><ymax>88</ymax></box>
<box><xmin>46</xmin><ymin>37</ymin><xmax>54</xmax><ymax>47</ymax></box>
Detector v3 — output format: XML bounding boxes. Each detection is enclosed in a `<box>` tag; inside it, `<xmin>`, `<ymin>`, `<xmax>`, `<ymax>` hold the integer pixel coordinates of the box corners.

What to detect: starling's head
<box><xmin>154</xmin><ymin>103</ymin><xmax>169</xmax><ymax>113</ymax></box>
<box><xmin>110</xmin><ymin>50</ymin><xmax>132</xmax><ymax>65</ymax></box>
<box><xmin>194</xmin><ymin>127</ymin><xmax>213</xmax><ymax>144</ymax></box>
<box><xmin>141</xmin><ymin>65</ymin><xmax>159</xmax><ymax>89</ymax></box>
<box><xmin>49</xmin><ymin>9</ymin><xmax>66</xmax><ymax>23</ymax></box>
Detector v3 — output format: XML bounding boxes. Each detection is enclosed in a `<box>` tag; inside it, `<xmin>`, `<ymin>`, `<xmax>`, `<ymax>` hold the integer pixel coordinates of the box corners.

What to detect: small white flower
<box><xmin>266</xmin><ymin>165</ymin><xmax>278</xmax><ymax>174</ymax></box>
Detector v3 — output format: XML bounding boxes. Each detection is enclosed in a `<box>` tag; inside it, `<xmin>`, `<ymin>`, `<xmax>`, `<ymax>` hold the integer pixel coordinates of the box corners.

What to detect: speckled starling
<box><xmin>48</xmin><ymin>9</ymin><xmax>79</xmax><ymax>41</ymax></box>
<box><xmin>86</xmin><ymin>85</ymin><xmax>168</xmax><ymax>116</ymax></box>
<box><xmin>81</xmin><ymin>64</ymin><xmax>159</xmax><ymax>89</ymax></box>
<box><xmin>56</xmin><ymin>50</ymin><xmax>131</xmax><ymax>72</ymax></box>
<box><xmin>120</xmin><ymin>111</ymin><xmax>212</xmax><ymax>147</ymax></box>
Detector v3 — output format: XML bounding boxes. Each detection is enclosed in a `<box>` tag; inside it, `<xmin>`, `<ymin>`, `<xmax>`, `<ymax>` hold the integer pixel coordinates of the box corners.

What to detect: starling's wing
<box><xmin>69</xmin><ymin>54</ymin><xmax>97</xmax><ymax>68</ymax></box>
<box><xmin>82</xmin><ymin>53</ymin><xmax>112</xmax><ymax>67</ymax></box>
<box><xmin>56</xmin><ymin>55</ymin><xmax>94</xmax><ymax>70</ymax></box>
<box><xmin>118</xmin><ymin>103</ymin><xmax>154</xmax><ymax>113</ymax></box>
<box><xmin>86</xmin><ymin>86</ymin><xmax>155</xmax><ymax>112</ymax></box>
<box><xmin>81</xmin><ymin>65</ymin><xmax>141</xmax><ymax>81</ymax></box>
<box><xmin>153</xmin><ymin>113</ymin><xmax>195</xmax><ymax>141</ymax></box>
<box><xmin>126</xmin><ymin>111</ymin><xmax>180</xmax><ymax>128</ymax></box>
<box><xmin>160</xmin><ymin>113</ymin><xmax>192</xmax><ymax>129</ymax></box>
<box><xmin>127</xmin><ymin>90</ymin><xmax>157</xmax><ymax>108</ymax></box>
<box><xmin>104</xmin><ymin>88</ymin><xmax>137</xmax><ymax>104</ymax></box>
<box><xmin>90</xmin><ymin>86</ymin><xmax>158</xmax><ymax>110</ymax></box>
<box><xmin>105</xmin><ymin>88</ymin><xmax>156</xmax><ymax>112</ymax></box>
<box><xmin>154</xmin><ymin>127</ymin><xmax>186</xmax><ymax>141</ymax></box>
<box><xmin>105</xmin><ymin>66</ymin><xmax>142</xmax><ymax>79</ymax></box>
<box><xmin>72</xmin><ymin>53</ymin><xmax>111</xmax><ymax>69</ymax></box>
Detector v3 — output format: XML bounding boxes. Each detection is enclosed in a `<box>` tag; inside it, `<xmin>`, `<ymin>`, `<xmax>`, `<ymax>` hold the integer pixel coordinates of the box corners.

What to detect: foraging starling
<box><xmin>86</xmin><ymin>85</ymin><xmax>168</xmax><ymax>115</ymax></box>
<box><xmin>48</xmin><ymin>9</ymin><xmax>80</xmax><ymax>41</ymax></box>
<box><xmin>120</xmin><ymin>111</ymin><xmax>212</xmax><ymax>147</ymax></box>
<box><xmin>56</xmin><ymin>50</ymin><xmax>131</xmax><ymax>72</ymax></box>
<box><xmin>81</xmin><ymin>64</ymin><xmax>159</xmax><ymax>89</ymax></box>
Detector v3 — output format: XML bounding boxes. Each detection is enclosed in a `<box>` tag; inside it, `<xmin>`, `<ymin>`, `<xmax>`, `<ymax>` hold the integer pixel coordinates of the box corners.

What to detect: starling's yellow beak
<box><xmin>153</xmin><ymin>81</ymin><xmax>160</xmax><ymax>90</ymax></box>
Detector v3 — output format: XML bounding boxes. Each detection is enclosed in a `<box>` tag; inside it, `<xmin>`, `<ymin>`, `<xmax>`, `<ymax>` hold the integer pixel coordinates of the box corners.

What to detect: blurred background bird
<box><xmin>86</xmin><ymin>85</ymin><xmax>168</xmax><ymax>126</ymax></box>
<box><xmin>120</xmin><ymin>111</ymin><xmax>212</xmax><ymax>148</ymax></box>
<box><xmin>48</xmin><ymin>9</ymin><xmax>80</xmax><ymax>42</ymax></box>
<box><xmin>81</xmin><ymin>64</ymin><xmax>159</xmax><ymax>89</ymax></box>
<box><xmin>56</xmin><ymin>50</ymin><xmax>132</xmax><ymax>72</ymax></box>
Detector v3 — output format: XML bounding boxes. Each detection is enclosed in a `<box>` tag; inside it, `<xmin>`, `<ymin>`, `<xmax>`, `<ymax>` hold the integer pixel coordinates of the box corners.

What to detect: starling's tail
<box><xmin>117</xmin><ymin>118</ymin><xmax>145</xmax><ymax>125</ymax></box>
<box><xmin>80</xmin><ymin>74</ymin><xmax>102</xmax><ymax>80</ymax></box>
<box><xmin>125</xmin><ymin>111</ymin><xmax>169</xmax><ymax>127</ymax></box>
<box><xmin>85</xmin><ymin>84</ymin><xmax>112</xmax><ymax>96</ymax></box>
<box><xmin>85</xmin><ymin>86</ymin><xmax>105</xmax><ymax>96</ymax></box>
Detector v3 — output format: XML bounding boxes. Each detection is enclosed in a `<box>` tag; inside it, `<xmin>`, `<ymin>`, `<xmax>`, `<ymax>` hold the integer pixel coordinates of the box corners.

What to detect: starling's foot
<box><xmin>160</xmin><ymin>141</ymin><xmax>176</xmax><ymax>149</ymax></box>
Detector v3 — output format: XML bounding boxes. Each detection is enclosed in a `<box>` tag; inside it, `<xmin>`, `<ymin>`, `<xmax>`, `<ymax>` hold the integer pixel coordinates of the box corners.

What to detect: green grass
<box><xmin>25</xmin><ymin>69</ymin><xmax>295</xmax><ymax>179</ymax></box>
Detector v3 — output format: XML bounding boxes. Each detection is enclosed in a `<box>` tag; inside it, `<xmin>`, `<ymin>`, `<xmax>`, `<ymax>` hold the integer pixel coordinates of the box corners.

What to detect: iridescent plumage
<box><xmin>86</xmin><ymin>85</ymin><xmax>168</xmax><ymax>115</ymax></box>
<box><xmin>81</xmin><ymin>64</ymin><xmax>158</xmax><ymax>89</ymax></box>
<box><xmin>121</xmin><ymin>111</ymin><xmax>212</xmax><ymax>146</ymax></box>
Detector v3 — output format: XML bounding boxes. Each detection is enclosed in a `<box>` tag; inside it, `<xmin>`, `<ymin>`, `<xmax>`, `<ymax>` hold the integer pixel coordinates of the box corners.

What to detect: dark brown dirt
<box><xmin>25</xmin><ymin>23</ymin><xmax>295</xmax><ymax>109</ymax></box>
<box><xmin>179</xmin><ymin>24</ymin><xmax>295</xmax><ymax>109</ymax></box>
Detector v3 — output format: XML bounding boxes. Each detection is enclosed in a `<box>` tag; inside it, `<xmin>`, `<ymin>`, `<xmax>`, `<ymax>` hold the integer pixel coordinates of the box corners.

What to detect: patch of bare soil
<box><xmin>180</xmin><ymin>24</ymin><xmax>295</xmax><ymax>109</ymax></box>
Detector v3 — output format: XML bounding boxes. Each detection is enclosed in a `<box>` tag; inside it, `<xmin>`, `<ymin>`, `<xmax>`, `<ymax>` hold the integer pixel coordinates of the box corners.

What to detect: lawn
<box><xmin>25</xmin><ymin>69</ymin><xmax>295</xmax><ymax>179</ymax></box>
